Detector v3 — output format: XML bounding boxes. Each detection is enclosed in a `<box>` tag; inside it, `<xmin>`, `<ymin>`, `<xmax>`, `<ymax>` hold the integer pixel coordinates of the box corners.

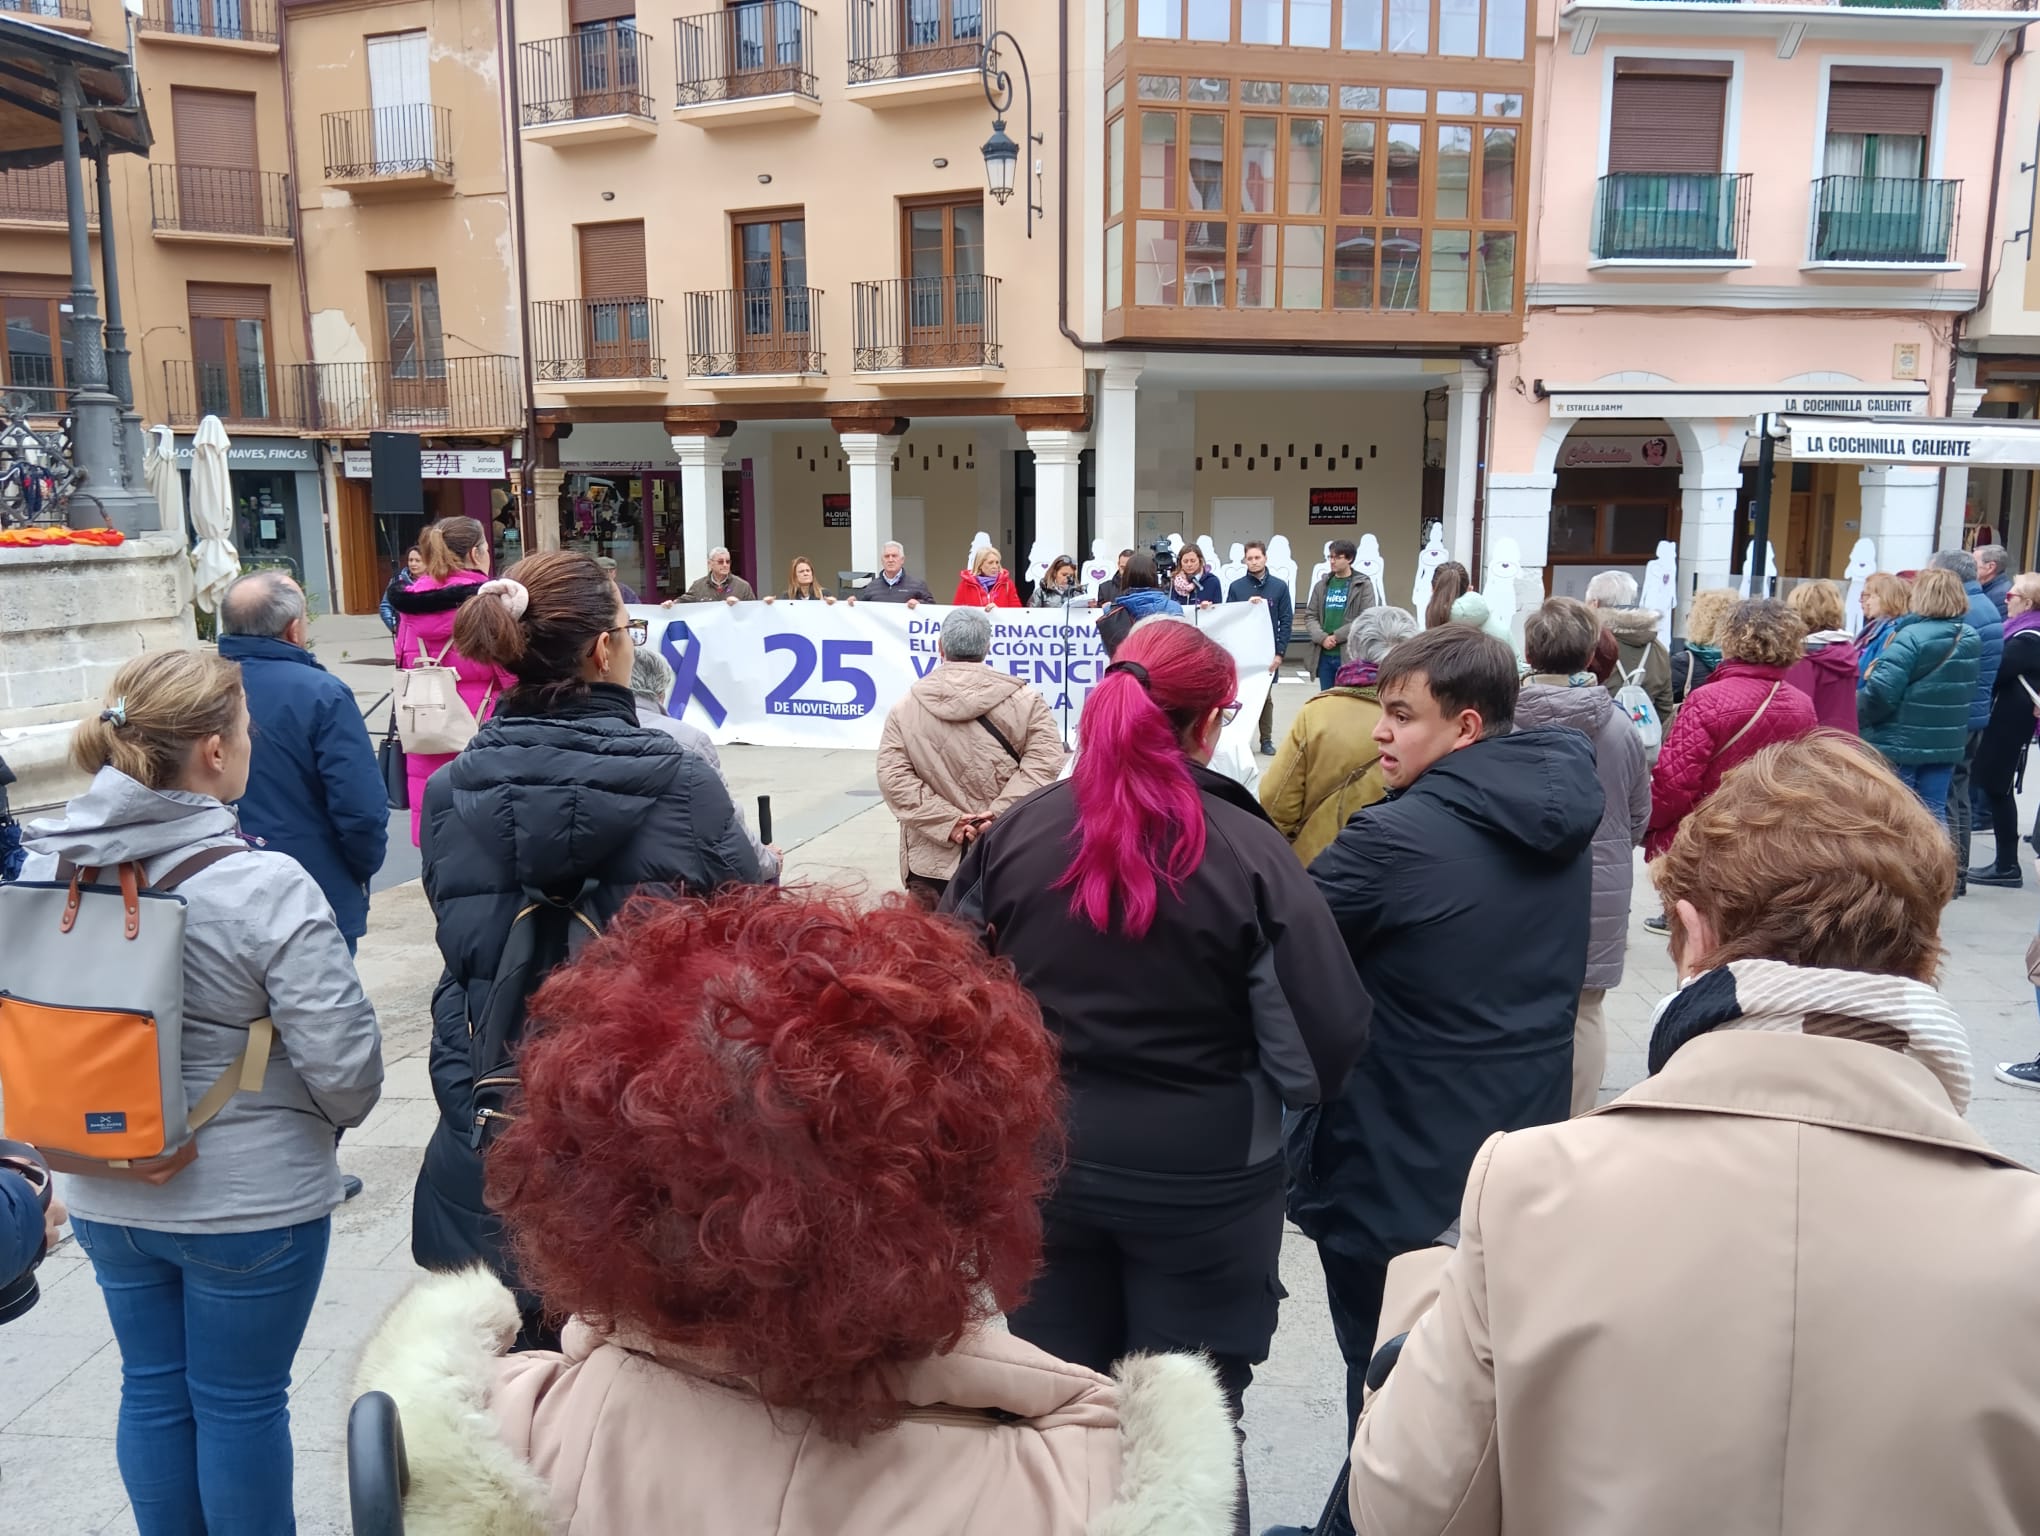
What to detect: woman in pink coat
<box><xmin>355</xmin><ymin>888</ymin><xmax>1238</xmax><ymax>1536</ymax></box>
<box><xmin>389</xmin><ymin>515</ymin><xmax>514</xmax><ymax>845</ymax></box>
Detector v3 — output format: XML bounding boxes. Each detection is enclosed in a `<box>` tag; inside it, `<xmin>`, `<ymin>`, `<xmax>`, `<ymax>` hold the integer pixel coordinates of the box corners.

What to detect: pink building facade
<box><xmin>1499</xmin><ymin>0</ymin><xmax>2036</xmax><ymax>619</ymax></box>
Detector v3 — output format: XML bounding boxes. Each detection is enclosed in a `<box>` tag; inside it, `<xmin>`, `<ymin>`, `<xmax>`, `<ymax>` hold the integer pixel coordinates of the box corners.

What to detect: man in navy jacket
<box><xmin>218</xmin><ymin>572</ymin><xmax>389</xmax><ymax>954</ymax></box>
<box><xmin>1228</xmin><ymin>539</ymin><xmax>1294</xmax><ymax>756</ymax></box>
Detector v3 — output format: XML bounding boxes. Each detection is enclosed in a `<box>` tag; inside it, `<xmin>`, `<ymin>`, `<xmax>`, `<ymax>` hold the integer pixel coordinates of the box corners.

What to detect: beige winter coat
<box><xmin>354</xmin><ymin>1268</ymin><xmax>1239</xmax><ymax>1536</ymax></box>
<box><xmin>1348</xmin><ymin>1030</ymin><xmax>2040</xmax><ymax>1536</ymax></box>
<box><xmin>876</xmin><ymin>662</ymin><xmax>1065</xmax><ymax>880</ymax></box>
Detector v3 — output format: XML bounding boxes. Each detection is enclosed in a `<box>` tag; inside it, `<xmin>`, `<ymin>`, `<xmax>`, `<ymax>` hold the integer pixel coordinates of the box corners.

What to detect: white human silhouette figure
<box><xmin>1266</xmin><ymin>535</ymin><xmax>1299</xmax><ymax>598</ymax></box>
<box><xmin>1843</xmin><ymin>538</ymin><xmax>1877</xmax><ymax>632</ymax></box>
<box><xmin>1642</xmin><ymin>540</ymin><xmax>1678</xmax><ymax>650</ymax></box>
<box><xmin>1083</xmin><ymin>538</ymin><xmax>1116</xmax><ymax>593</ymax></box>
<box><xmin>1308</xmin><ymin>540</ymin><xmax>1333</xmax><ymax>601</ymax></box>
<box><xmin>1738</xmin><ymin>540</ymin><xmax>1780</xmax><ymax>599</ymax></box>
<box><xmin>1413</xmin><ymin>522</ymin><xmax>1449</xmax><ymax>612</ymax></box>
<box><xmin>967</xmin><ymin>530</ymin><xmax>992</xmax><ymax>573</ymax></box>
<box><xmin>1023</xmin><ymin>538</ymin><xmax>1056</xmax><ymax>585</ymax></box>
<box><xmin>1220</xmin><ymin>541</ymin><xmax>1248</xmax><ymax>589</ymax></box>
<box><xmin>1355</xmin><ymin>533</ymin><xmax>1387</xmax><ymax>610</ymax></box>
<box><xmin>1483</xmin><ymin>536</ymin><xmax>1523</xmax><ymax>643</ymax></box>
<box><xmin>1166</xmin><ymin>532</ymin><xmax>1185</xmax><ymax>560</ymax></box>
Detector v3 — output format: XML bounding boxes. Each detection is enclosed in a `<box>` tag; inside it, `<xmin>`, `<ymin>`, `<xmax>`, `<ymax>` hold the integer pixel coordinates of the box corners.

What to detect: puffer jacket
<box><xmin>1963</xmin><ymin>581</ymin><xmax>2005</xmax><ymax>732</ymax></box>
<box><xmin>1513</xmin><ymin>679</ymin><xmax>1650</xmax><ymax>990</ymax></box>
<box><xmin>21</xmin><ymin>769</ymin><xmax>383</xmax><ymax>1233</ymax></box>
<box><xmin>1856</xmin><ymin>616</ymin><xmax>1901</xmax><ymax>682</ymax></box>
<box><xmin>875</xmin><ymin>664</ymin><xmax>1065</xmax><ymax>881</ymax></box>
<box><xmin>1783</xmin><ymin>631</ymin><xmax>1862</xmax><ymax>735</ymax></box>
<box><xmin>1857</xmin><ymin>616</ymin><xmax>1982</xmax><ymax>768</ymax></box>
<box><xmin>411</xmin><ymin>683</ymin><xmax>765</xmax><ymax>1318</ymax></box>
<box><xmin>1645</xmin><ymin>659</ymin><xmax>1818</xmax><ymax>859</ymax></box>
<box><xmin>1975</xmin><ymin>621</ymin><xmax>2040</xmax><ymax>794</ymax></box>
<box><xmin>1668</xmin><ymin>641</ymin><xmax>1718</xmax><ymax>703</ymax></box>
<box><xmin>1258</xmin><ymin>683</ymin><xmax>1388</xmax><ymax>867</ymax></box>
<box><xmin>1600</xmin><ymin>608</ymin><xmax>1676</xmax><ymax>733</ymax></box>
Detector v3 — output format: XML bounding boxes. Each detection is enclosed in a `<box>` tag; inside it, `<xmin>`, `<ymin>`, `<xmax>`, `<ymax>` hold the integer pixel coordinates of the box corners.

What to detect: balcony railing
<box><xmin>846</xmin><ymin>0</ymin><xmax>988</xmax><ymax>83</ymax></box>
<box><xmin>322</xmin><ymin>105</ymin><xmax>453</xmax><ymax>182</ymax></box>
<box><xmin>1810</xmin><ymin>175</ymin><xmax>1960</xmax><ymax>263</ymax></box>
<box><xmin>149</xmin><ymin>164</ymin><xmax>293</xmax><ymax>240</ymax></box>
<box><xmin>1593</xmin><ymin>172</ymin><xmax>1751</xmax><ymax>262</ymax></box>
<box><xmin>305</xmin><ymin>357</ymin><xmax>523</xmax><ymax>434</ymax></box>
<box><xmin>137</xmin><ymin>0</ymin><xmax>278</xmax><ymax>44</ymax></box>
<box><xmin>0</xmin><ymin>0</ymin><xmax>90</xmax><ymax>23</ymax></box>
<box><xmin>532</xmin><ymin>297</ymin><xmax>665</xmax><ymax>382</ymax></box>
<box><xmin>162</xmin><ymin>359</ymin><xmax>312</xmax><ymax>430</ymax></box>
<box><xmin>0</xmin><ymin>164</ymin><xmax>95</xmax><ymax>226</ymax></box>
<box><xmin>520</xmin><ymin>28</ymin><xmax>655</xmax><ymax>125</ymax></box>
<box><xmin>852</xmin><ymin>274</ymin><xmax>999</xmax><ymax>370</ymax></box>
<box><xmin>675</xmin><ymin>3</ymin><xmax>818</xmax><ymax>105</ymax></box>
<box><xmin>685</xmin><ymin>287</ymin><xmax>823</xmax><ymax>376</ymax></box>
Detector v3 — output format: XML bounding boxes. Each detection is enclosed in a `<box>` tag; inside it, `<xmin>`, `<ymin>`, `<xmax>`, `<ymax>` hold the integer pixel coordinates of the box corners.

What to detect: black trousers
<box><xmin>1949</xmin><ymin>730</ymin><xmax>1984</xmax><ymax>874</ymax></box>
<box><xmin>1007</xmin><ymin>1183</ymin><xmax>1285</xmax><ymax>1536</ymax></box>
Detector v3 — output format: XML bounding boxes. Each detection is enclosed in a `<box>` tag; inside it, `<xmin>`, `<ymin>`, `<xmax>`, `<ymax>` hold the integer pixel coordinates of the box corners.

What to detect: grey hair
<box><xmin>219</xmin><ymin>570</ymin><xmax>305</xmax><ymax>638</ymax></box>
<box><xmin>1928</xmin><ymin>548</ymin><xmax>1979</xmax><ymax>584</ymax></box>
<box><xmin>1344</xmin><ymin>604</ymin><xmax>1420</xmax><ymax>664</ymax></box>
<box><xmin>629</xmin><ymin>645</ymin><xmax>675</xmax><ymax>705</ymax></box>
<box><xmin>708</xmin><ymin>545</ymin><xmax>731</xmax><ymax>561</ymax></box>
<box><xmin>1583</xmin><ymin>570</ymin><xmax>1638</xmax><ymax>608</ymax></box>
<box><xmin>1974</xmin><ymin>543</ymin><xmax>2010</xmax><ymax>574</ymax></box>
<box><xmin>882</xmin><ymin>540</ymin><xmax>905</xmax><ymax>556</ymax></box>
<box><xmin>938</xmin><ymin>605</ymin><xmax>992</xmax><ymax>663</ymax></box>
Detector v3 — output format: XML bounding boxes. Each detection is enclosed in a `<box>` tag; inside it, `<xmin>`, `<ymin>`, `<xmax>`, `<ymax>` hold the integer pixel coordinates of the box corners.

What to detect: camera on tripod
<box><xmin>0</xmin><ymin>1140</ymin><xmax>53</xmax><ymax>1325</ymax></box>
<box><xmin>1149</xmin><ymin>536</ymin><xmax>1177</xmax><ymax>582</ymax></box>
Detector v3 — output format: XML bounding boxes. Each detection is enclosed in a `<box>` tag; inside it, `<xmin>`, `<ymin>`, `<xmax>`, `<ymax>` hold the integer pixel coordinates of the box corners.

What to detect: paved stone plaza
<box><xmin>5</xmin><ymin>615</ymin><xmax>2040</xmax><ymax>1534</ymax></box>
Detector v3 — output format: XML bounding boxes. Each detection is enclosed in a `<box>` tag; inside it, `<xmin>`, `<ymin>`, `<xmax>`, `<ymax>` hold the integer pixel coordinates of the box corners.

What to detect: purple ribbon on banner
<box><xmin>659</xmin><ymin>618</ymin><xmax>728</xmax><ymax>728</ymax></box>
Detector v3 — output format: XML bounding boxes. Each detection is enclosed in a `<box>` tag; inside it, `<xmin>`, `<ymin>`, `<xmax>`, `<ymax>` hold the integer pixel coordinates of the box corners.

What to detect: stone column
<box><xmin>1025</xmin><ymin>428</ymin><xmax>1088</xmax><ymax>569</ymax></box>
<box><xmin>1439</xmin><ymin>363</ymin><xmax>1485</xmax><ymax>561</ymax></box>
<box><xmin>1094</xmin><ymin>360</ymin><xmax>1141</xmax><ymax>556</ymax></box>
<box><xmin>1860</xmin><ymin>465</ymin><xmax>1942</xmax><ymax>573</ymax></box>
<box><xmin>840</xmin><ymin>431</ymin><xmax>902</xmax><ymax>576</ymax></box>
<box><xmin>672</xmin><ymin>432</ymin><xmax>732</xmax><ymax>587</ymax></box>
<box><xmin>1677</xmin><ymin>427</ymin><xmax>1750</xmax><ymax>626</ymax></box>
<box><xmin>528</xmin><ymin>468</ymin><xmax>565</xmax><ymax>552</ymax></box>
<box><xmin>1939</xmin><ymin>370</ymin><xmax>1985</xmax><ymax>551</ymax></box>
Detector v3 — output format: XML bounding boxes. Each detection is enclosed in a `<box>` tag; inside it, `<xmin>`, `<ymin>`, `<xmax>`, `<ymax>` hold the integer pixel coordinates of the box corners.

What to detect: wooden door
<box><xmin>171</xmin><ymin>88</ymin><xmax>258</xmax><ymax>233</ymax></box>
<box><xmin>577</xmin><ymin>221</ymin><xmax>649</xmax><ymax>376</ymax></box>
<box><xmin>381</xmin><ymin>274</ymin><xmax>447</xmax><ymax>419</ymax></box>
<box><xmin>367</xmin><ymin>31</ymin><xmax>433</xmax><ymax>172</ymax></box>
<box><xmin>901</xmin><ymin>0</ymin><xmax>982</xmax><ymax>73</ymax></box>
<box><xmin>903</xmin><ymin>197</ymin><xmax>984</xmax><ymax>365</ymax></box>
<box><xmin>726</xmin><ymin>1</ymin><xmax>802</xmax><ymax>97</ymax></box>
<box><xmin>187</xmin><ymin>284</ymin><xmax>273</xmax><ymax>422</ymax></box>
<box><xmin>734</xmin><ymin>214</ymin><xmax>808</xmax><ymax>372</ymax></box>
<box><xmin>338</xmin><ymin>477</ymin><xmax>381</xmax><ymax>615</ymax></box>
<box><xmin>569</xmin><ymin>0</ymin><xmax>639</xmax><ymax>120</ymax></box>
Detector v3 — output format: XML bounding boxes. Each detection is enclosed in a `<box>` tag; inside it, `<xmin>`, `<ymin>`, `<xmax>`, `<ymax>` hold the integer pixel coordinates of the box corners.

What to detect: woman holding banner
<box><xmin>941</xmin><ymin>619</ymin><xmax>1368</xmax><ymax>1529</ymax></box>
<box><xmin>768</xmin><ymin>556</ymin><xmax>834</xmax><ymax>603</ymax></box>
<box><xmin>952</xmin><ymin>545</ymin><xmax>1022</xmax><ymax>609</ymax></box>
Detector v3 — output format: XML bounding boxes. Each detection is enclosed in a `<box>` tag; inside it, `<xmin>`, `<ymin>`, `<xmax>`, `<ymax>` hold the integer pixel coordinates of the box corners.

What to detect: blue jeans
<box><xmin>71</xmin><ymin>1217</ymin><xmax>330</xmax><ymax>1536</ymax></box>
<box><xmin>1317</xmin><ymin>648</ymin><xmax>1341</xmax><ymax>690</ymax></box>
<box><xmin>1893</xmin><ymin>762</ymin><xmax>1956</xmax><ymax>829</ymax></box>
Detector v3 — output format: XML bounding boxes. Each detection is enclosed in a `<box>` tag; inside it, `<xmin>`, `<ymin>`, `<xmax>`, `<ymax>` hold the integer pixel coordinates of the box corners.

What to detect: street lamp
<box><xmin>979</xmin><ymin>30</ymin><xmax>1042</xmax><ymax>237</ymax></box>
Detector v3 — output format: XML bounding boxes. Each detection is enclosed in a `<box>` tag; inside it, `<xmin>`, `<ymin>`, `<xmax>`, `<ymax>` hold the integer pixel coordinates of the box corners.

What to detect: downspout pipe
<box><xmin>501</xmin><ymin>0</ymin><xmax>542</xmax><ymax>549</ymax></box>
<box><xmin>1056</xmin><ymin>0</ymin><xmax>1079</xmax><ymax>355</ymax></box>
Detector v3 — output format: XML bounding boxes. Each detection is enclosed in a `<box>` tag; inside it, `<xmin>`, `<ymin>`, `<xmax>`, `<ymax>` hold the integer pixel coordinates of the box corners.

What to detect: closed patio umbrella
<box><xmin>189</xmin><ymin>415</ymin><xmax>237</xmax><ymax>614</ymax></box>
<box><xmin>144</xmin><ymin>423</ymin><xmax>187</xmax><ymax>548</ymax></box>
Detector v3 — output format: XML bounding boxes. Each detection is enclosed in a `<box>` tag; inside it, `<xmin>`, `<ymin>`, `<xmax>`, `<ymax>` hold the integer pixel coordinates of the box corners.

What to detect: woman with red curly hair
<box><xmin>941</xmin><ymin>619</ymin><xmax>1370</xmax><ymax>1530</ymax></box>
<box><xmin>357</xmin><ymin>887</ymin><xmax>1241</xmax><ymax>1536</ymax></box>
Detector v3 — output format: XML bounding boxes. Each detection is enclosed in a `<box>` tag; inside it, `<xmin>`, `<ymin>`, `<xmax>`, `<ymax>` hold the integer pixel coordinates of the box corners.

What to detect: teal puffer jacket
<box><xmin>1856</xmin><ymin>615</ymin><xmax>1981</xmax><ymax>766</ymax></box>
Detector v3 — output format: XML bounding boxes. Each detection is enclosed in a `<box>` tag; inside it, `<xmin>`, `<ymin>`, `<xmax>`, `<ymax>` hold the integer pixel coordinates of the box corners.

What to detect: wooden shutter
<box><xmin>578</xmin><ymin>221</ymin><xmax>647</xmax><ymax>298</ymax></box>
<box><xmin>1827</xmin><ymin>81</ymin><xmax>1935</xmax><ymax>140</ymax></box>
<box><xmin>1607</xmin><ymin>71</ymin><xmax>1727</xmax><ymax>174</ymax></box>
<box><xmin>187</xmin><ymin>282</ymin><xmax>270</xmax><ymax>320</ymax></box>
<box><xmin>568</xmin><ymin>0</ymin><xmax>634</xmax><ymax>21</ymax></box>
<box><xmin>170</xmin><ymin>88</ymin><xmax>257</xmax><ymax>169</ymax></box>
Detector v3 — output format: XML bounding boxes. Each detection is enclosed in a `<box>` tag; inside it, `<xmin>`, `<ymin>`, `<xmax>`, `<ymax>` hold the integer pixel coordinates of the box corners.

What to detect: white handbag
<box><xmin>394</xmin><ymin>639</ymin><xmax>490</xmax><ymax>755</ymax></box>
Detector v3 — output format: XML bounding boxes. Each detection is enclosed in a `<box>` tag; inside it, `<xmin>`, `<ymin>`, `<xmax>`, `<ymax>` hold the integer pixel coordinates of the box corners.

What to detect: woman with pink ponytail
<box><xmin>941</xmin><ymin>618</ymin><xmax>1370</xmax><ymax>1530</ymax></box>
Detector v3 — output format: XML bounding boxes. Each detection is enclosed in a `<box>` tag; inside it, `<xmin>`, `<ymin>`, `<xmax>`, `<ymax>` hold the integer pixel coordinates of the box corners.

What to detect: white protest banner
<box><xmin>634</xmin><ymin>600</ymin><xmax>1277</xmax><ymax>753</ymax></box>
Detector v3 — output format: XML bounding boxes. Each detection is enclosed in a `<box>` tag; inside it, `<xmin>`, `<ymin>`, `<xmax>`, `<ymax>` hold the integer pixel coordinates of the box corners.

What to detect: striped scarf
<box><xmin>1649</xmin><ymin>958</ymin><xmax>1972</xmax><ymax>1113</ymax></box>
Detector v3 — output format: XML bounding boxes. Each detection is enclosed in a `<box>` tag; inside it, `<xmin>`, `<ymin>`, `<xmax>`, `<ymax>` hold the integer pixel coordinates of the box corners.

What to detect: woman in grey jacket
<box><xmin>20</xmin><ymin>649</ymin><xmax>383</xmax><ymax>1536</ymax></box>
<box><xmin>1515</xmin><ymin>597</ymin><xmax>1651</xmax><ymax>1115</ymax></box>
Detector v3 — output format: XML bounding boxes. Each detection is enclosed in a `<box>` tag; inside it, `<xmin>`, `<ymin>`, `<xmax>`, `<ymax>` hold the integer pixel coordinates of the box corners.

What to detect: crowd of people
<box><xmin>5</xmin><ymin>529</ymin><xmax>2040</xmax><ymax>1536</ymax></box>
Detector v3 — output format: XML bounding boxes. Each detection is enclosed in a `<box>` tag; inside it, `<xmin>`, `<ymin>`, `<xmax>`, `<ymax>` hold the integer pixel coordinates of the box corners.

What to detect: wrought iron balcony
<box><xmin>1592</xmin><ymin>172</ymin><xmax>1752</xmax><ymax>262</ymax></box>
<box><xmin>675</xmin><ymin>2</ymin><xmax>818</xmax><ymax>105</ymax></box>
<box><xmin>0</xmin><ymin>0</ymin><xmax>90</xmax><ymax>23</ymax></box>
<box><xmin>684</xmin><ymin>287</ymin><xmax>823</xmax><ymax>377</ymax></box>
<box><xmin>322</xmin><ymin>105</ymin><xmax>453</xmax><ymax>188</ymax></box>
<box><xmin>852</xmin><ymin>274</ymin><xmax>1000</xmax><ymax>370</ymax></box>
<box><xmin>1810</xmin><ymin>175</ymin><xmax>1959</xmax><ymax>263</ymax></box>
<box><xmin>846</xmin><ymin>0</ymin><xmax>989</xmax><ymax>83</ymax></box>
<box><xmin>532</xmin><ymin>297</ymin><xmax>665</xmax><ymax>382</ymax></box>
<box><xmin>149</xmin><ymin>164</ymin><xmax>293</xmax><ymax>241</ymax></box>
<box><xmin>136</xmin><ymin>0</ymin><xmax>278</xmax><ymax>44</ymax></box>
<box><xmin>520</xmin><ymin>28</ymin><xmax>655</xmax><ymax>125</ymax></box>
<box><xmin>0</xmin><ymin>163</ymin><xmax>95</xmax><ymax>226</ymax></box>
<box><xmin>162</xmin><ymin>359</ymin><xmax>312</xmax><ymax>430</ymax></box>
<box><xmin>306</xmin><ymin>357</ymin><xmax>523</xmax><ymax>434</ymax></box>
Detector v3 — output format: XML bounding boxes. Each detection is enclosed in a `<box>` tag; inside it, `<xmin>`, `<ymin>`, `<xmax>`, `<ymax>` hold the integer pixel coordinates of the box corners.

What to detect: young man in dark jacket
<box><xmin>218</xmin><ymin>572</ymin><xmax>389</xmax><ymax>954</ymax></box>
<box><xmin>1287</xmin><ymin>625</ymin><xmax>1601</xmax><ymax>1508</ymax></box>
<box><xmin>1228</xmin><ymin>539</ymin><xmax>1293</xmax><ymax>756</ymax></box>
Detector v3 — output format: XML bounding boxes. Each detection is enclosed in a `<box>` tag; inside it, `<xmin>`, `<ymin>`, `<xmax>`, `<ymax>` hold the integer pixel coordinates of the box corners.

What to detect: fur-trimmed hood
<box><xmin>354</xmin><ymin>1270</ymin><xmax>1239</xmax><ymax>1536</ymax></box>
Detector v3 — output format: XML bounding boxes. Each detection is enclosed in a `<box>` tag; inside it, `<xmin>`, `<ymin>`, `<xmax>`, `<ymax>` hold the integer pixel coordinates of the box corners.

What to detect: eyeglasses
<box><xmin>1220</xmin><ymin>701</ymin><xmax>1242</xmax><ymax>726</ymax></box>
<box><xmin>603</xmin><ymin>619</ymin><xmax>648</xmax><ymax>650</ymax></box>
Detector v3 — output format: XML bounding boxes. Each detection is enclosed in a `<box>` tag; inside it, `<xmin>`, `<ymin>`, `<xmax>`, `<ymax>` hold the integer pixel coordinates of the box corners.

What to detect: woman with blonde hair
<box><xmin>1423</xmin><ymin>561</ymin><xmax>1472</xmax><ymax>629</ymax></box>
<box><xmin>1856</xmin><ymin>571</ymin><xmax>1912</xmax><ymax>680</ymax></box>
<box><xmin>19</xmin><ymin>650</ymin><xmax>383</xmax><ymax>1534</ymax></box>
<box><xmin>1857</xmin><ymin>565</ymin><xmax>1982</xmax><ymax>830</ymax></box>
<box><xmin>1671</xmin><ymin>586</ymin><xmax>1738</xmax><ymax>702</ymax></box>
<box><xmin>1784</xmin><ymin>579</ymin><xmax>1861</xmax><ymax>733</ymax></box>
<box><xmin>951</xmin><ymin>543</ymin><xmax>1022</xmax><ymax>608</ymax></box>
<box><xmin>1348</xmin><ymin>735</ymin><xmax>2040</xmax><ymax>1536</ymax></box>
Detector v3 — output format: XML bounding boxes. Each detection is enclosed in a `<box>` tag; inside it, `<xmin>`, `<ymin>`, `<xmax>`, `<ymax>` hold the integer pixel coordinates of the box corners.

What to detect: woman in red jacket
<box><xmin>1645</xmin><ymin>598</ymin><xmax>1819</xmax><ymax>861</ymax></box>
<box><xmin>951</xmin><ymin>545</ymin><xmax>1022</xmax><ymax>609</ymax></box>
